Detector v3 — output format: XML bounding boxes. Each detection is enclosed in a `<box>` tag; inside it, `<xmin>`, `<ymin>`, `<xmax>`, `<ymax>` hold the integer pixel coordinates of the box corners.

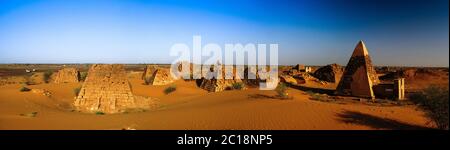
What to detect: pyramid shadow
<box><xmin>289</xmin><ymin>84</ymin><xmax>335</xmax><ymax>95</ymax></box>
<box><xmin>337</xmin><ymin>110</ymin><xmax>433</xmax><ymax>130</ymax></box>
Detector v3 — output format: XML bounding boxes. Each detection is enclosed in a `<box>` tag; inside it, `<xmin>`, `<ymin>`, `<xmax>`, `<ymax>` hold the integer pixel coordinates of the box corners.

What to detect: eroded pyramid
<box><xmin>147</xmin><ymin>68</ymin><xmax>176</xmax><ymax>85</ymax></box>
<box><xmin>51</xmin><ymin>68</ymin><xmax>80</xmax><ymax>83</ymax></box>
<box><xmin>74</xmin><ymin>64</ymin><xmax>137</xmax><ymax>113</ymax></box>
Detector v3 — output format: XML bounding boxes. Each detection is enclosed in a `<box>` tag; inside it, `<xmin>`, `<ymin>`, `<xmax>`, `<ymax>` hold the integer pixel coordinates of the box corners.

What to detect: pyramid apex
<box><xmin>358</xmin><ymin>40</ymin><xmax>365</xmax><ymax>45</ymax></box>
<box><xmin>352</xmin><ymin>40</ymin><xmax>369</xmax><ymax>57</ymax></box>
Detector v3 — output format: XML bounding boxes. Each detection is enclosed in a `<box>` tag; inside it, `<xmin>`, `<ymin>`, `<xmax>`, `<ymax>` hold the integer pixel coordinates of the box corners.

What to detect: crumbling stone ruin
<box><xmin>243</xmin><ymin>66</ymin><xmax>261</xmax><ymax>87</ymax></box>
<box><xmin>199</xmin><ymin>78</ymin><xmax>243</xmax><ymax>92</ymax></box>
<box><xmin>74</xmin><ymin>64</ymin><xmax>154</xmax><ymax>113</ymax></box>
<box><xmin>198</xmin><ymin>64</ymin><xmax>245</xmax><ymax>92</ymax></box>
<box><xmin>170</xmin><ymin>61</ymin><xmax>203</xmax><ymax>81</ymax></box>
<box><xmin>142</xmin><ymin>64</ymin><xmax>180</xmax><ymax>85</ymax></box>
<box><xmin>142</xmin><ymin>65</ymin><xmax>158</xmax><ymax>81</ymax></box>
<box><xmin>51</xmin><ymin>68</ymin><xmax>80</xmax><ymax>83</ymax></box>
<box><xmin>336</xmin><ymin>41</ymin><xmax>379</xmax><ymax>99</ymax></box>
<box><xmin>373</xmin><ymin>78</ymin><xmax>405</xmax><ymax>100</ymax></box>
<box><xmin>313</xmin><ymin>63</ymin><xmax>343</xmax><ymax>83</ymax></box>
<box><xmin>293</xmin><ymin>64</ymin><xmax>312</xmax><ymax>73</ymax></box>
<box><xmin>145</xmin><ymin>68</ymin><xmax>176</xmax><ymax>85</ymax></box>
<box><xmin>294</xmin><ymin>64</ymin><xmax>305</xmax><ymax>71</ymax></box>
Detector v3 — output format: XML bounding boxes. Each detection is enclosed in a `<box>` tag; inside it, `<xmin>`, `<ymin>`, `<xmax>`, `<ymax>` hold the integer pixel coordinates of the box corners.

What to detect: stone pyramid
<box><xmin>198</xmin><ymin>64</ymin><xmax>243</xmax><ymax>92</ymax></box>
<box><xmin>74</xmin><ymin>64</ymin><xmax>136</xmax><ymax>113</ymax></box>
<box><xmin>142</xmin><ymin>65</ymin><xmax>158</xmax><ymax>81</ymax></box>
<box><xmin>147</xmin><ymin>68</ymin><xmax>176</xmax><ymax>85</ymax></box>
<box><xmin>51</xmin><ymin>68</ymin><xmax>80</xmax><ymax>83</ymax></box>
<box><xmin>313</xmin><ymin>63</ymin><xmax>343</xmax><ymax>83</ymax></box>
<box><xmin>336</xmin><ymin>41</ymin><xmax>379</xmax><ymax>99</ymax></box>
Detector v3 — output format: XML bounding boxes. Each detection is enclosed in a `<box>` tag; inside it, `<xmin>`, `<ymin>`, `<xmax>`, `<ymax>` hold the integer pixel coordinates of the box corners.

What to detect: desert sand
<box><xmin>0</xmin><ymin>71</ymin><xmax>435</xmax><ymax>130</ymax></box>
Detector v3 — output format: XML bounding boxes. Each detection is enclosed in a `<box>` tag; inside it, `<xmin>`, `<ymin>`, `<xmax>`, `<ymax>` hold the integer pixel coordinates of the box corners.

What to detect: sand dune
<box><xmin>0</xmin><ymin>78</ymin><xmax>432</xmax><ymax>130</ymax></box>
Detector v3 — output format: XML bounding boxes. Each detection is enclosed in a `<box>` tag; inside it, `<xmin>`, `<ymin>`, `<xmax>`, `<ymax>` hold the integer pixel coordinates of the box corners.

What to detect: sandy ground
<box><xmin>0</xmin><ymin>73</ymin><xmax>434</xmax><ymax>130</ymax></box>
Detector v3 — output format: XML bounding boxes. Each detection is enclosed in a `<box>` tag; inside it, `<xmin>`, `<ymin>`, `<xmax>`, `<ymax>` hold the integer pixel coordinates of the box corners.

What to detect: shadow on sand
<box><xmin>248</xmin><ymin>94</ymin><xmax>276</xmax><ymax>99</ymax></box>
<box><xmin>337</xmin><ymin>110</ymin><xmax>433</xmax><ymax>130</ymax></box>
<box><xmin>288</xmin><ymin>84</ymin><xmax>335</xmax><ymax>95</ymax></box>
<box><xmin>247</xmin><ymin>94</ymin><xmax>293</xmax><ymax>100</ymax></box>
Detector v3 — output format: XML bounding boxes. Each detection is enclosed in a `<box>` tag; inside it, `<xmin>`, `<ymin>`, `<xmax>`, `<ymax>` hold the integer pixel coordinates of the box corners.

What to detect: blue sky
<box><xmin>0</xmin><ymin>0</ymin><xmax>448</xmax><ymax>66</ymax></box>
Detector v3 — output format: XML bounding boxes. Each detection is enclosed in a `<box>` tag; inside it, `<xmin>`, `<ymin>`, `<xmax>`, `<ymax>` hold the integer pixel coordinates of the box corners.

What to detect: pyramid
<box><xmin>313</xmin><ymin>63</ymin><xmax>343</xmax><ymax>83</ymax></box>
<box><xmin>336</xmin><ymin>41</ymin><xmax>379</xmax><ymax>99</ymax></box>
<box><xmin>74</xmin><ymin>64</ymin><xmax>136</xmax><ymax>113</ymax></box>
<box><xmin>142</xmin><ymin>65</ymin><xmax>158</xmax><ymax>81</ymax></box>
<box><xmin>147</xmin><ymin>68</ymin><xmax>176</xmax><ymax>85</ymax></box>
<box><xmin>51</xmin><ymin>68</ymin><xmax>80</xmax><ymax>83</ymax></box>
<box><xmin>198</xmin><ymin>64</ymin><xmax>244</xmax><ymax>92</ymax></box>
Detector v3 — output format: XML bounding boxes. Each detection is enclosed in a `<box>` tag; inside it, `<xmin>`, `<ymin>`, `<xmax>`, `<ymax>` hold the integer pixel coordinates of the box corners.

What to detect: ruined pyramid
<box><xmin>51</xmin><ymin>67</ymin><xmax>80</xmax><ymax>83</ymax></box>
<box><xmin>142</xmin><ymin>65</ymin><xmax>158</xmax><ymax>81</ymax></box>
<box><xmin>198</xmin><ymin>64</ymin><xmax>244</xmax><ymax>92</ymax></box>
<box><xmin>74</xmin><ymin>64</ymin><xmax>136</xmax><ymax>113</ymax></box>
<box><xmin>336</xmin><ymin>41</ymin><xmax>379</xmax><ymax>99</ymax></box>
<box><xmin>146</xmin><ymin>68</ymin><xmax>176</xmax><ymax>85</ymax></box>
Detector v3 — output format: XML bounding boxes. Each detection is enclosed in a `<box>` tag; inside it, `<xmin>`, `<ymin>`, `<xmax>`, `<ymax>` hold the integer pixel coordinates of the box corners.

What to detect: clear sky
<box><xmin>0</xmin><ymin>0</ymin><xmax>448</xmax><ymax>66</ymax></box>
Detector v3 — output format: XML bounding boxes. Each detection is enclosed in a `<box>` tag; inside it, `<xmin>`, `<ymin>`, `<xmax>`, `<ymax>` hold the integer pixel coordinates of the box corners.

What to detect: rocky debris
<box><xmin>280</xmin><ymin>75</ymin><xmax>297</xmax><ymax>85</ymax></box>
<box><xmin>51</xmin><ymin>68</ymin><xmax>80</xmax><ymax>83</ymax></box>
<box><xmin>198</xmin><ymin>64</ymin><xmax>245</xmax><ymax>92</ymax></box>
<box><xmin>28</xmin><ymin>72</ymin><xmax>46</xmax><ymax>84</ymax></box>
<box><xmin>243</xmin><ymin>66</ymin><xmax>260</xmax><ymax>87</ymax></box>
<box><xmin>31</xmin><ymin>89</ymin><xmax>52</xmax><ymax>97</ymax></box>
<box><xmin>292</xmin><ymin>75</ymin><xmax>306</xmax><ymax>84</ymax></box>
<box><xmin>199</xmin><ymin>78</ymin><xmax>243</xmax><ymax>92</ymax></box>
<box><xmin>0</xmin><ymin>76</ymin><xmax>27</xmax><ymax>85</ymax></box>
<box><xmin>313</xmin><ymin>63</ymin><xmax>343</xmax><ymax>83</ymax></box>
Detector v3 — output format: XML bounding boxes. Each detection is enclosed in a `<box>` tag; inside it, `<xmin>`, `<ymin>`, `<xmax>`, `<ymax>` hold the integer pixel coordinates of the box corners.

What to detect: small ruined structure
<box><xmin>336</xmin><ymin>41</ymin><xmax>379</xmax><ymax>99</ymax></box>
<box><xmin>74</xmin><ymin>64</ymin><xmax>139</xmax><ymax>113</ymax></box>
<box><xmin>294</xmin><ymin>64</ymin><xmax>305</xmax><ymax>71</ymax></box>
<box><xmin>313</xmin><ymin>63</ymin><xmax>343</xmax><ymax>83</ymax></box>
<box><xmin>146</xmin><ymin>68</ymin><xmax>176</xmax><ymax>85</ymax></box>
<box><xmin>293</xmin><ymin>64</ymin><xmax>312</xmax><ymax>73</ymax></box>
<box><xmin>372</xmin><ymin>78</ymin><xmax>405</xmax><ymax>100</ymax></box>
<box><xmin>304</xmin><ymin>67</ymin><xmax>312</xmax><ymax>73</ymax></box>
<box><xmin>51</xmin><ymin>68</ymin><xmax>80</xmax><ymax>83</ymax></box>
<box><xmin>394</xmin><ymin>78</ymin><xmax>405</xmax><ymax>100</ymax></box>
